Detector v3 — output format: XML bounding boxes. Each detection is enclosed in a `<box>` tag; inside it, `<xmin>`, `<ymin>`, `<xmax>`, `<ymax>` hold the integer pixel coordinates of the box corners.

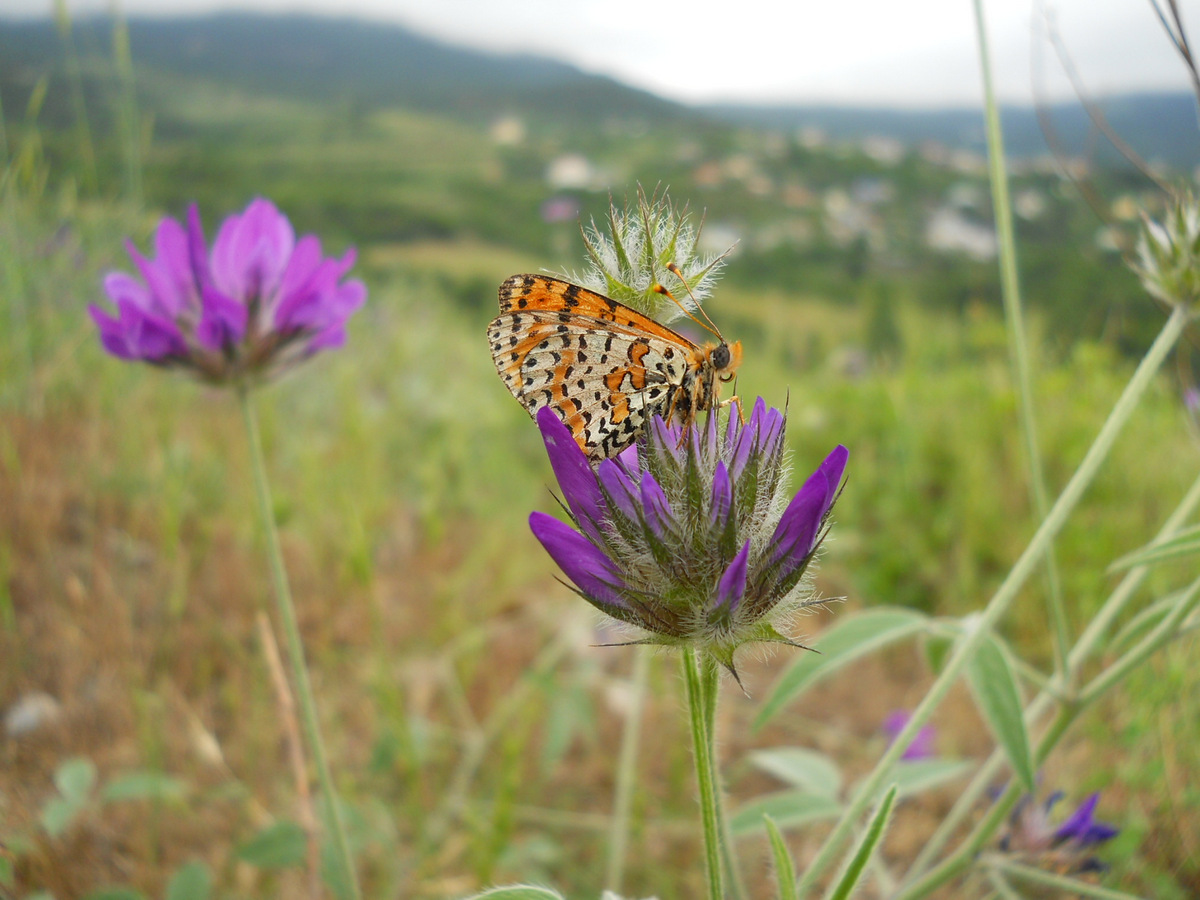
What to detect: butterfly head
<box><xmin>709</xmin><ymin>340</ymin><xmax>743</xmax><ymax>382</ymax></box>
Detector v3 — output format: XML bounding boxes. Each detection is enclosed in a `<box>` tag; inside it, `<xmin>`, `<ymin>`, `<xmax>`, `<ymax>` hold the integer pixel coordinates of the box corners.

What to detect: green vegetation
<box><xmin>1</xmin><ymin>12</ymin><xmax>1197</xmax><ymax>900</ymax></box>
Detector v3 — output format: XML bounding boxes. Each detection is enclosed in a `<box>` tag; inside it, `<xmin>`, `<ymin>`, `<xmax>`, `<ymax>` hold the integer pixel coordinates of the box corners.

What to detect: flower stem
<box><xmin>605</xmin><ymin>645</ymin><xmax>650</xmax><ymax>892</ymax></box>
<box><xmin>683</xmin><ymin>648</ymin><xmax>724</xmax><ymax>900</ymax></box>
<box><xmin>796</xmin><ymin>305</ymin><xmax>1188</xmax><ymax>896</ymax></box>
<box><xmin>238</xmin><ymin>385</ymin><xmax>362</xmax><ymax>900</ymax></box>
<box><xmin>973</xmin><ymin>0</ymin><xmax>1069</xmax><ymax>680</ymax></box>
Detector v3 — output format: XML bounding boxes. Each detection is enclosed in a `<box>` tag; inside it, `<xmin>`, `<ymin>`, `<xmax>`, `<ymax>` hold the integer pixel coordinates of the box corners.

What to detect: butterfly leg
<box><xmin>718</xmin><ymin>395</ymin><xmax>744</xmax><ymax>424</ymax></box>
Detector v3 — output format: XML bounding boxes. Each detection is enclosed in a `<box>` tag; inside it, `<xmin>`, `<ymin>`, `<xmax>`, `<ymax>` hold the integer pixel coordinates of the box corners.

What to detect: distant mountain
<box><xmin>704</xmin><ymin>93</ymin><xmax>1200</xmax><ymax>170</ymax></box>
<box><xmin>0</xmin><ymin>12</ymin><xmax>690</xmax><ymax>126</ymax></box>
<box><xmin>1</xmin><ymin>12</ymin><xmax>1197</xmax><ymax>168</ymax></box>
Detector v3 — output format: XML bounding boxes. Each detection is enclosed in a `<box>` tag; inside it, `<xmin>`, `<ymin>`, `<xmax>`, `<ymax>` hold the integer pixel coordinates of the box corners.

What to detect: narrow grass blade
<box><xmin>763</xmin><ymin>815</ymin><xmax>798</xmax><ymax>900</ymax></box>
<box><xmin>822</xmin><ymin>784</ymin><xmax>898</xmax><ymax>900</ymax></box>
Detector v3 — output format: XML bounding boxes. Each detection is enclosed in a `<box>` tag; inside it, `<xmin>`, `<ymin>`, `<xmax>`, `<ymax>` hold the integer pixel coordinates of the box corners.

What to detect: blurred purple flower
<box><xmin>529</xmin><ymin>398</ymin><xmax>847</xmax><ymax>679</ymax></box>
<box><xmin>89</xmin><ymin>198</ymin><xmax>366</xmax><ymax>383</ymax></box>
<box><xmin>1000</xmin><ymin>790</ymin><xmax>1120</xmax><ymax>875</ymax></box>
<box><xmin>882</xmin><ymin>710</ymin><xmax>936</xmax><ymax>761</ymax></box>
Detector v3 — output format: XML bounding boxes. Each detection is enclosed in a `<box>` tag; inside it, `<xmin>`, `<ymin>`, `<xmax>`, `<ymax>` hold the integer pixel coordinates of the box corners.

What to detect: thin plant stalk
<box><xmin>973</xmin><ymin>0</ymin><xmax>1070</xmax><ymax>680</ymax></box>
<box><xmin>256</xmin><ymin>611</ymin><xmax>321</xmax><ymax>900</ymax></box>
<box><xmin>238</xmin><ymin>384</ymin><xmax>362</xmax><ymax>900</ymax></box>
<box><xmin>903</xmin><ymin>466</ymin><xmax>1200</xmax><ymax>882</ymax></box>
<box><xmin>605</xmin><ymin>645</ymin><xmax>650</xmax><ymax>892</ymax></box>
<box><xmin>54</xmin><ymin>0</ymin><xmax>99</xmax><ymax>194</ymax></box>
<box><xmin>110</xmin><ymin>7</ymin><xmax>142</xmax><ymax>206</ymax></box>
<box><xmin>683</xmin><ymin>648</ymin><xmax>724</xmax><ymax>900</ymax></box>
<box><xmin>796</xmin><ymin>305</ymin><xmax>1188</xmax><ymax>895</ymax></box>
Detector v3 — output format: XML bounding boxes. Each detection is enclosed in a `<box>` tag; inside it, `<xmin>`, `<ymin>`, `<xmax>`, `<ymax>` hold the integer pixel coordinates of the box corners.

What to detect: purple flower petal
<box><xmin>639</xmin><ymin>471</ymin><xmax>675</xmax><ymax>537</ymax></box>
<box><xmin>536</xmin><ymin>406</ymin><xmax>605</xmax><ymax>540</ymax></box>
<box><xmin>646</xmin><ymin>414</ymin><xmax>682</xmax><ymax>467</ymax></box>
<box><xmin>529</xmin><ymin>511</ymin><xmax>626</xmax><ymax>612</ymax></box>
<box><xmin>709</xmin><ymin>460</ymin><xmax>732</xmax><ymax>528</ymax></box>
<box><xmin>597</xmin><ymin>458</ymin><xmax>640</xmax><ymax>521</ymax></box>
<box><xmin>91</xmin><ymin>299</ymin><xmax>187</xmax><ymax>361</ymax></box>
<box><xmin>712</xmin><ymin>541</ymin><xmax>750</xmax><ymax>614</ymax></box>
<box><xmin>102</xmin><ymin>271</ymin><xmax>153</xmax><ymax>312</ymax></box>
<box><xmin>196</xmin><ymin>285</ymin><xmax>249</xmax><ymax>351</ymax></box>
<box><xmin>767</xmin><ymin>445</ymin><xmax>848</xmax><ymax>572</ymax></box>
<box><xmin>211</xmin><ymin>197</ymin><xmax>295</xmax><ymax>304</ymax></box>
<box><xmin>1055</xmin><ymin>794</ymin><xmax>1119</xmax><ymax>846</ymax></box>
<box><xmin>88</xmin><ymin>304</ymin><xmax>139</xmax><ymax>360</ymax></box>
<box><xmin>729</xmin><ymin>396</ymin><xmax>768</xmax><ymax>479</ymax></box>
<box><xmin>186</xmin><ymin>204</ymin><xmax>212</xmax><ymax>290</ymax></box>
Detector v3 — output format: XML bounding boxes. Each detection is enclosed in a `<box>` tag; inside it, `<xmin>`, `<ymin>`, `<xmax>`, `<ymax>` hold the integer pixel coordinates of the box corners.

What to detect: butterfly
<box><xmin>487</xmin><ymin>273</ymin><xmax>742</xmax><ymax>461</ymax></box>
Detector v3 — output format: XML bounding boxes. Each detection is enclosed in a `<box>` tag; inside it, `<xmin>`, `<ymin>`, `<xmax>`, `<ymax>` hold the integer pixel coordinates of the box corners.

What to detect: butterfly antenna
<box><xmin>652</xmin><ymin>263</ymin><xmax>723</xmax><ymax>341</ymax></box>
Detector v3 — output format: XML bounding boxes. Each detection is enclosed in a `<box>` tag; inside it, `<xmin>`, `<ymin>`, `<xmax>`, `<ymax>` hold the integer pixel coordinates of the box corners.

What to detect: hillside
<box><xmin>2</xmin><ymin>12</ymin><xmax>1197</xmax><ymax>166</ymax></box>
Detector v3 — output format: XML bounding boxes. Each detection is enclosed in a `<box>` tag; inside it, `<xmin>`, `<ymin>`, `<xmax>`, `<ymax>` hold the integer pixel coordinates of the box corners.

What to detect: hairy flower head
<box><xmin>89</xmin><ymin>197</ymin><xmax>366</xmax><ymax>383</ymax></box>
<box><xmin>1134</xmin><ymin>190</ymin><xmax>1200</xmax><ymax>314</ymax></box>
<box><xmin>564</xmin><ymin>185</ymin><xmax>726</xmax><ymax>322</ymax></box>
<box><xmin>529</xmin><ymin>398</ymin><xmax>847</xmax><ymax>680</ymax></box>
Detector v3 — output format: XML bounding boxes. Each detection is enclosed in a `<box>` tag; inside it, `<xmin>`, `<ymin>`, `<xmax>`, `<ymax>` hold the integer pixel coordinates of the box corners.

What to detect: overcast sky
<box><xmin>6</xmin><ymin>0</ymin><xmax>1197</xmax><ymax>107</ymax></box>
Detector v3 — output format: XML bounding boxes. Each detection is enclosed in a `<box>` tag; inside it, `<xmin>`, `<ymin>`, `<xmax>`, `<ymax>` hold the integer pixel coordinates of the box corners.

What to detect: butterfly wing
<box><xmin>488</xmin><ymin>276</ymin><xmax>702</xmax><ymax>460</ymax></box>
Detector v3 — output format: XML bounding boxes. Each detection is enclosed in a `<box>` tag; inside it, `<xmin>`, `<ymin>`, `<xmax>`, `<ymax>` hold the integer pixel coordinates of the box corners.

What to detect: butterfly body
<box><xmin>487</xmin><ymin>274</ymin><xmax>742</xmax><ymax>461</ymax></box>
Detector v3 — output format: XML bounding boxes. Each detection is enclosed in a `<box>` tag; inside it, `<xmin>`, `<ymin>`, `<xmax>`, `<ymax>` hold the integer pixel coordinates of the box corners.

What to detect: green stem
<box><xmin>238</xmin><ymin>385</ymin><xmax>361</xmax><ymax>900</ymax></box>
<box><xmin>973</xmin><ymin>0</ymin><xmax>1069</xmax><ymax>679</ymax></box>
<box><xmin>903</xmin><ymin>465</ymin><xmax>1200</xmax><ymax>882</ymax></box>
<box><xmin>797</xmin><ymin>305</ymin><xmax>1188</xmax><ymax>896</ymax></box>
<box><xmin>707</xmin><ymin>661</ymin><xmax>748</xmax><ymax>900</ymax></box>
<box><xmin>605</xmin><ymin>645</ymin><xmax>650</xmax><ymax>892</ymax></box>
<box><xmin>683</xmin><ymin>649</ymin><xmax>724</xmax><ymax>900</ymax></box>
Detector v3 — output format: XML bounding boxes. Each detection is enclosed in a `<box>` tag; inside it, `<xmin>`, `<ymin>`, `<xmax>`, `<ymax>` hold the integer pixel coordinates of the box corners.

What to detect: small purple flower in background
<box><xmin>89</xmin><ymin>197</ymin><xmax>366</xmax><ymax>383</ymax></box>
<box><xmin>882</xmin><ymin>710</ymin><xmax>936</xmax><ymax>761</ymax></box>
<box><xmin>1000</xmin><ymin>790</ymin><xmax>1120</xmax><ymax>875</ymax></box>
<box><xmin>528</xmin><ymin>397</ymin><xmax>847</xmax><ymax>680</ymax></box>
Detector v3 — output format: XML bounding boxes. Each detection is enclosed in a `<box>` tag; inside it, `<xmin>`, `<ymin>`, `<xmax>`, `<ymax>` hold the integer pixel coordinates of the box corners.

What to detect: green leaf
<box><xmin>235</xmin><ymin>821</ymin><xmax>307</xmax><ymax>869</ymax></box>
<box><xmin>81</xmin><ymin>890</ymin><xmax>145</xmax><ymax>900</ymax></box>
<box><xmin>755</xmin><ymin>609</ymin><xmax>928</xmax><ymax>729</ymax></box>
<box><xmin>888</xmin><ymin>758</ymin><xmax>974</xmax><ymax>798</ymax></box>
<box><xmin>1108</xmin><ymin>524</ymin><xmax>1200</xmax><ymax>572</ymax></box>
<box><xmin>461</xmin><ymin>888</ymin><xmax>565</xmax><ymax>899</ymax></box>
<box><xmin>54</xmin><ymin>758</ymin><xmax>96</xmax><ymax>804</ymax></box>
<box><xmin>824</xmin><ymin>784</ymin><xmax>898</xmax><ymax>900</ymax></box>
<box><xmin>40</xmin><ymin>795</ymin><xmax>85</xmax><ymax>837</ymax></box>
<box><xmin>0</xmin><ymin>856</ymin><xmax>12</xmax><ymax>888</ymax></box>
<box><xmin>165</xmin><ymin>861</ymin><xmax>212</xmax><ymax>900</ymax></box>
<box><xmin>730</xmin><ymin>790</ymin><xmax>842</xmax><ymax>835</ymax></box>
<box><xmin>748</xmin><ymin>748</ymin><xmax>843</xmax><ymax>799</ymax></box>
<box><xmin>102</xmin><ymin>771</ymin><xmax>186</xmax><ymax>803</ymax></box>
<box><xmin>965</xmin><ymin>633</ymin><xmax>1035</xmax><ymax>792</ymax></box>
<box><xmin>763</xmin><ymin>815</ymin><xmax>797</xmax><ymax>900</ymax></box>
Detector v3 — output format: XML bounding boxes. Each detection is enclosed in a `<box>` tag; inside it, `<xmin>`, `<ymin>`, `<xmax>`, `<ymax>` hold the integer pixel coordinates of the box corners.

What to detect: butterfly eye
<box><xmin>711</xmin><ymin>343</ymin><xmax>731</xmax><ymax>370</ymax></box>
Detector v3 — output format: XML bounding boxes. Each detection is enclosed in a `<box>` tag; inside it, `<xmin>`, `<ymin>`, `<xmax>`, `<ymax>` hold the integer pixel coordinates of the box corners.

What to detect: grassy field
<box><xmin>2</xmin><ymin>22</ymin><xmax>1199</xmax><ymax>900</ymax></box>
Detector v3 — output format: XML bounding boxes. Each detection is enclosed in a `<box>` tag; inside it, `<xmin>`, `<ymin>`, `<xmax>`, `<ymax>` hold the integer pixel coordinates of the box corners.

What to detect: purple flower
<box><xmin>528</xmin><ymin>400</ymin><xmax>847</xmax><ymax>679</ymax></box>
<box><xmin>1000</xmin><ymin>790</ymin><xmax>1120</xmax><ymax>874</ymax></box>
<box><xmin>89</xmin><ymin>198</ymin><xmax>366</xmax><ymax>383</ymax></box>
<box><xmin>882</xmin><ymin>710</ymin><xmax>936</xmax><ymax>761</ymax></box>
